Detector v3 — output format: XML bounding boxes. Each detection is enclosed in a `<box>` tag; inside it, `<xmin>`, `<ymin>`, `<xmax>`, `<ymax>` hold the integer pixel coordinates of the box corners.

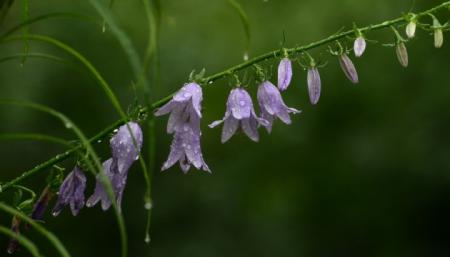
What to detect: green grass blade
<box><xmin>227</xmin><ymin>0</ymin><xmax>251</xmax><ymax>57</ymax></box>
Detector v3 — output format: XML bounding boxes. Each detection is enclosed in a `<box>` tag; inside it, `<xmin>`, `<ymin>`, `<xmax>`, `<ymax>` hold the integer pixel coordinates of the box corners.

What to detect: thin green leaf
<box><xmin>0</xmin><ymin>12</ymin><xmax>100</xmax><ymax>39</ymax></box>
<box><xmin>0</xmin><ymin>225</ymin><xmax>41</xmax><ymax>257</ymax></box>
<box><xmin>0</xmin><ymin>133</ymin><xmax>71</xmax><ymax>147</ymax></box>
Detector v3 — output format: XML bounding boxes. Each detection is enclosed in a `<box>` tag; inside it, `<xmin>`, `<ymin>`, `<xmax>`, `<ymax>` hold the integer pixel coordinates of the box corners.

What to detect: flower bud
<box><xmin>353</xmin><ymin>36</ymin><xmax>366</xmax><ymax>57</ymax></box>
<box><xmin>432</xmin><ymin>16</ymin><xmax>444</xmax><ymax>48</ymax></box>
<box><xmin>434</xmin><ymin>28</ymin><xmax>444</xmax><ymax>48</ymax></box>
<box><xmin>406</xmin><ymin>21</ymin><xmax>417</xmax><ymax>38</ymax></box>
<box><xmin>307</xmin><ymin>68</ymin><xmax>321</xmax><ymax>105</ymax></box>
<box><xmin>395</xmin><ymin>42</ymin><xmax>408</xmax><ymax>68</ymax></box>
<box><xmin>339</xmin><ymin>54</ymin><xmax>359</xmax><ymax>84</ymax></box>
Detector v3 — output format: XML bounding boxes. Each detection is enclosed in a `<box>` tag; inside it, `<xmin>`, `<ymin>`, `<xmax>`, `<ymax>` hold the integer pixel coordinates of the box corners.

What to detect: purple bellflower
<box><xmin>155</xmin><ymin>83</ymin><xmax>210</xmax><ymax>173</ymax></box>
<box><xmin>257</xmin><ymin>81</ymin><xmax>301</xmax><ymax>133</ymax></box>
<box><xmin>307</xmin><ymin>67</ymin><xmax>322</xmax><ymax>105</ymax></box>
<box><xmin>86</xmin><ymin>122</ymin><xmax>143</xmax><ymax>211</ymax></box>
<box><xmin>162</xmin><ymin>123</ymin><xmax>210</xmax><ymax>173</ymax></box>
<box><xmin>52</xmin><ymin>166</ymin><xmax>86</xmax><ymax>216</ymax></box>
<box><xmin>277</xmin><ymin>58</ymin><xmax>293</xmax><ymax>91</ymax></box>
<box><xmin>154</xmin><ymin>82</ymin><xmax>202</xmax><ymax>134</ymax></box>
<box><xmin>354</xmin><ymin>36</ymin><xmax>366</xmax><ymax>57</ymax></box>
<box><xmin>339</xmin><ymin>53</ymin><xmax>359</xmax><ymax>84</ymax></box>
<box><xmin>209</xmin><ymin>87</ymin><xmax>268</xmax><ymax>143</ymax></box>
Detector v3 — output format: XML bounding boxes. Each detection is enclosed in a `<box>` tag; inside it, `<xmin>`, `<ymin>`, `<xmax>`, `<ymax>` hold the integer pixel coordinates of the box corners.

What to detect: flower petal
<box><xmin>307</xmin><ymin>68</ymin><xmax>321</xmax><ymax>105</ymax></box>
<box><xmin>221</xmin><ymin>116</ymin><xmax>239</xmax><ymax>143</ymax></box>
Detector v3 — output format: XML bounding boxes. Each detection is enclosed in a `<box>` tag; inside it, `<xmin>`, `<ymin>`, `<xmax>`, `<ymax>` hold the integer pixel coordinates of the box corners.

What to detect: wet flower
<box><xmin>154</xmin><ymin>82</ymin><xmax>202</xmax><ymax>134</ymax></box>
<box><xmin>406</xmin><ymin>21</ymin><xmax>417</xmax><ymax>38</ymax></box>
<box><xmin>339</xmin><ymin>53</ymin><xmax>359</xmax><ymax>84</ymax></box>
<box><xmin>257</xmin><ymin>81</ymin><xmax>301</xmax><ymax>133</ymax></box>
<box><xmin>307</xmin><ymin>68</ymin><xmax>321</xmax><ymax>105</ymax></box>
<box><xmin>354</xmin><ymin>36</ymin><xmax>366</xmax><ymax>57</ymax></box>
<box><xmin>396</xmin><ymin>42</ymin><xmax>408</xmax><ymax>68</ymax></box>
<box><xmin>277</xmin><ymin>58</ymin><xmax>292</xmax><ymax>91</ymax></box>
<box><xmin>161</xmin><ymin>123</ymin><xmax>210</xmax><ymax>173</ymax></box>
<box><xmin>156</xmin><ymin>83</ymin><xmax>210</xmax><ymax>172</ymax></box>
<box><xmin>52</xmin><ymin>166</ymin><xmax>86</xmax><ymax>216</ymax></box>
<box><xmin>209</xmin><ymin>88</ymin><xmax>268</xmax><ymax>143</ymax></box>
<box><xmin>87</xmin><ymin>122</ymin><xmax>143</xmax><ymax>210</ymax></box>
<box><xmin>110</xmin><ymin>122</ymin><xmax>143</xmax><ymax>174</ymax></box>
<box><xmin>86</xmin><ymin>158</ymin><xmax>128</xmax><ymax>210</ymax></box>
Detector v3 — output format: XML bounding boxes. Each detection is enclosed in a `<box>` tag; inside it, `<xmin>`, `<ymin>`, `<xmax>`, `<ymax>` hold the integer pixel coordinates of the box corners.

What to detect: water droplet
<box><xmin>183</xmin><ymin>93</ymin><xmax>190</xmax><ymax>98</ymax></box>
<box><xmin>144</xmin><ymin>201</ymin><xmax>153</xmax><ymax>210</ymax></box>
<box><xmin>113</xmin><ymin>129</ymin><xmax>119</xmax><ymax>133</ymax></box>
<box><xmin>97</xmin><ymin>139</ymin><xmax>102</xmax><ymax>143</ymax></box>
<box><xmin>135</xmin><ymin>156</ymin><xmax>139</xmax><ymax>161</ymax></box>
<box><xmin>186</xmin><ymin>145</ymin><xmax>191</xmax><ymax>150</ymax></box>
<box><xmin>239</xmin><ymin>100</ymin><xmax>246</xmax><ymax>106</ymax></box>
<box><xmin>65</xmin><ymin>123</ymin><xmax>72</xmax><ymax>129</ymax></box>
<box><xmin>243</xmin><ymin>52</ymin><xmax>249</xmax><ymax>61</ymax></box>
<box><xmin>52</xmin><ymin>211</ymin><xmax>58</xmax><ymax>217</ymax></box>
<box><xmin>208</xmin><ymin>81</ymin><xmax>213</xmax><ymax>85</ymax></box>
<box><xmin>145</xmin><ymin>234</ymin><xmax>151</xmax><ymax>244</ymax></box>
<box><xmin>183</xmin><ymin>126</ymin><xmax>189</xmax><ymax>132</ymax></box>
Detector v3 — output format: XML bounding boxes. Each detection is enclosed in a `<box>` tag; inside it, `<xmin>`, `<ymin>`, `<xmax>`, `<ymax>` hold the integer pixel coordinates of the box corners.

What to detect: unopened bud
<box><xmin>406</xmin><ymin>21</ymin><xmax>417</xmax><ymax>38</ymax></box>
<box><xmin>395</xmin><ymin>42</ymin><xmax>409</xmax><ymax>68</ymax></box>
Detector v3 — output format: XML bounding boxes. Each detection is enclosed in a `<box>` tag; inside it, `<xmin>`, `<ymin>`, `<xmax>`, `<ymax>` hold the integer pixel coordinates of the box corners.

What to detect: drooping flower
<box><xmin>339</xmin><ymin>53</ymin><xmax>359</xmax><ymax>84</ymax></box>
<box><xmin>277</xmin><ymin>58</ymin><xmax>292</xmax><ymax>91</ymax></box>
<box><xmin>209</xmin><ymin>88</ymin><xmax>268</xmax><ymax>143</ymax></box>
<box><xmin>30</xmin><ymin>187</ymin><xmax>54</xmax><ymax>221</ymax></box>
<box><xmin>156</xmin><ymin>83</ymin><xmax>210</xmax><ymax>172</ymax></box>
<box><xmin>154</xmin><ymin>82</ymin><xmax>202</xmax><ymax>134</ymax></box>
<box><xmin>110</xmin><ymin>122</ymin><xmax>143</xmax><ymax>174</ymax></box>
<box><xmin>162</xmin><ymin>123</ymin><xmax>210</xmax><ymax>173</ymax></box>
<box><xmin>406</xmin><ymin>21</ymin><xmax>417</xmax><ymax>38</ymax></box>
<box><xmin>7</xmin><ymin>216</ymin><xmax>21</xmax><ymax>254</ymax></box>
<box><xmin>395</xmin><ymin>42</ymin><xmax>408</xmax><ymax>68</ymax></box>
<box><xmin>52</xmin><ymin>166</ymin><xmax>86</xmax><ymax>216</ymax></box>
<box><xmin>87</xmin><ymin>122</ymin><xmax>143</xmax><ymax>210</ymax></box>
<box><xmin>354</xmin><ymin>36</ymin><xmax>366</xmax><ymax>57</ymax></box>
<box><xmin>257</xmin><ymin>81</ymin><xmax>301</xmax><ymax>133</ymax></box>
<box><xmin>86</xmin><ymin>158</ymin><xmax>128</xmax><ymax>210</ymax></box>
<box><xmin>307</xmin><ymin>68</ymin><xmax>321</xmax><ymax>105</ymax></box>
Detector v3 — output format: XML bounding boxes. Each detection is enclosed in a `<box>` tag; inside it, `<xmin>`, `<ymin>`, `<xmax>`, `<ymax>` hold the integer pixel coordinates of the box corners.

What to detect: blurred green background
<box><xmin>1</xmin><ymin>0</ymin><xmax>450</xmax><ymax>256</ymax></box>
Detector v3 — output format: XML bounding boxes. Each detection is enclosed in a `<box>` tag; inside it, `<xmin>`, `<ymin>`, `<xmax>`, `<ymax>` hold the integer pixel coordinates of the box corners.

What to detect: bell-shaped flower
<box><xmin>396</xmin><ymin>42</ymin><xmax>408</xmax><ymax>68</ymax></box>
<box><xmin>154</xmin><ymin>82</ymin><xmax>202</xmax><ymax>134</ymax></box>
<box><xmin>110</xmin><ymin>122</ymin><xmax>143</xmax><ymax>174</ymax></box>
<box><xmin>277</xmin><ymin>58</ymin><xmax>292</xmax><ymax>91</ymax></box>
<box><xmin>307</xmin><ymin>67</ymin><xmax>321</xmax><ymax>105</ymax></box>
<box><xmin>339</xmin><ymin>53</ymin><xmax>359</xmax><ymax>84</ymax></box>
<box><xmin>209</xmin><ymin>88</ymin><xmax>268</xmax><ymax>143</ymax></box>
<box><xmin>162</xmin><ymin>123</ymin><xmax>210</xmax><ymax>173</ymax></box>
<box><xmin>86</xmin><ymin>158</ymin><xmax>129</xmax><ymax>211</ymax></box>
<box><xmin>257</xmin><ymin>81</ymin><xmax>301</xmax><ymax>133</ymax></box>
<box><xmin>354</xmin><ymin>36</ymin><xmax>366</xmax><ymax>57</ymax></box>
<box><xmin>52</xmin><ymin>166</ymin><xmax>86</xmax><ymax>216</ymax></box>
<box><xmin>87</xmin><ymin>122</ymin><xmax>143</xmax><ymax>211</ymax></box>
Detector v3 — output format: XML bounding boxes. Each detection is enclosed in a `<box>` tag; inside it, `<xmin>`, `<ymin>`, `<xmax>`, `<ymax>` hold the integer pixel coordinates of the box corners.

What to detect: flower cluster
<box><xmin>52</xmin><ymin>122</ymin><xmax>143</xmax><ymax>216</ymax></box>
<box><xmin>155</xmin><ymin>83</ymin><xmax>210</xmax><ymax>173</ymax></box>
